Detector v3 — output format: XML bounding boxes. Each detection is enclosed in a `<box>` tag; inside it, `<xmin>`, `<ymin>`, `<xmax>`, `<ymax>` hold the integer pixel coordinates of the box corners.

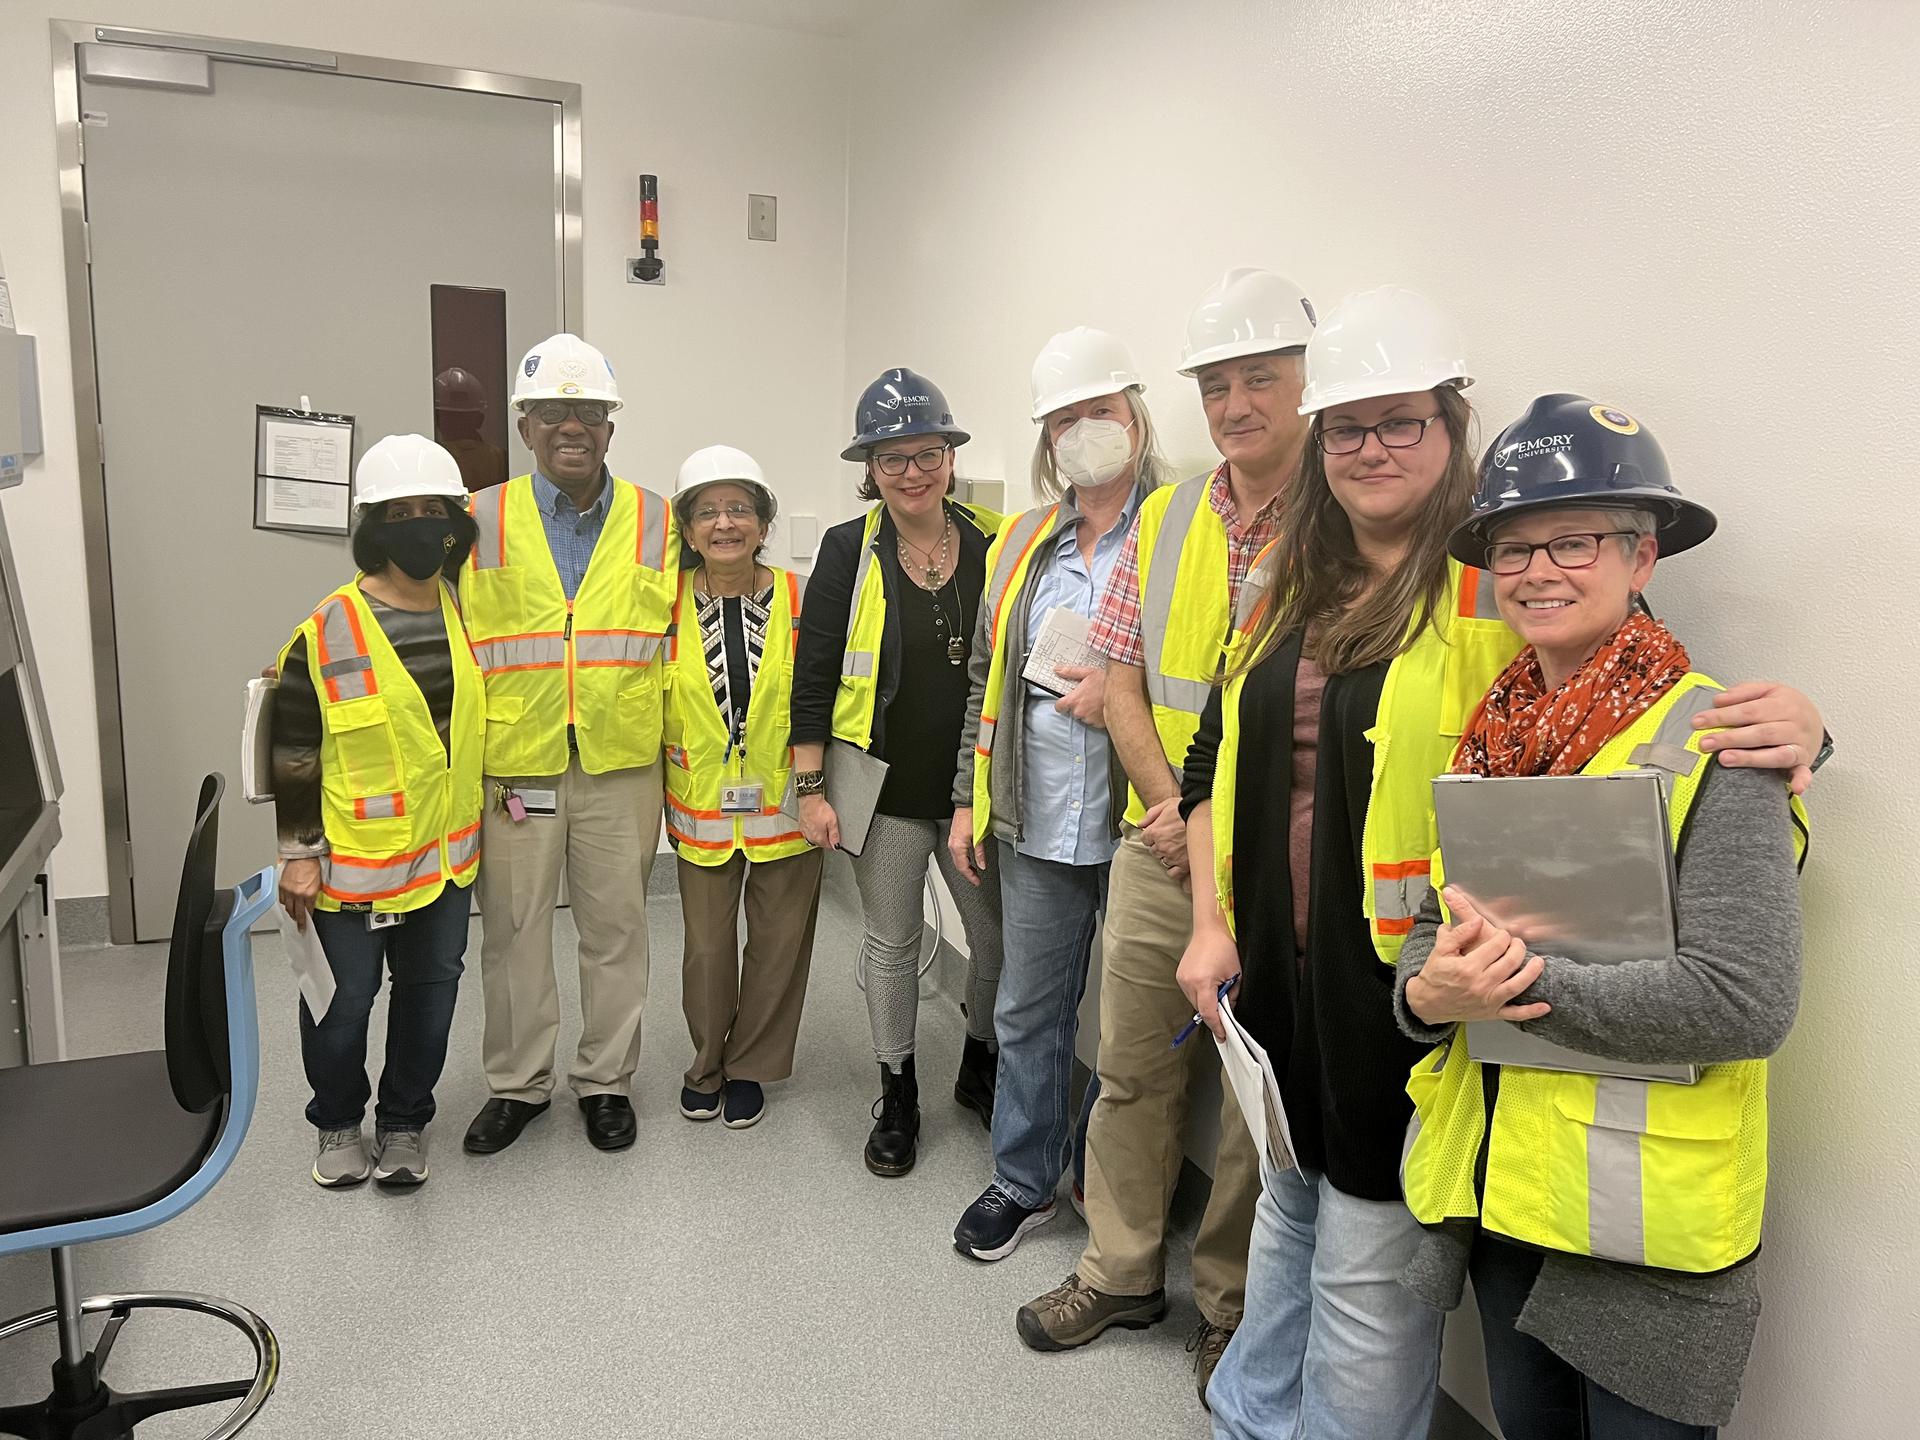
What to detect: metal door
<box><xmin>58</xmin><ymin>29</ymin><xmax>580</xmax><ymax>939</ymax></box>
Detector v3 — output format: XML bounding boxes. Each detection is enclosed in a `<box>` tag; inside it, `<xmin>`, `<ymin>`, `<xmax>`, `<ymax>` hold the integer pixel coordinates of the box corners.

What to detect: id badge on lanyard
<box><xmin>718</xmin><ymin>717</ymin><xmax>763</xmax><ymax>815</ymax></box>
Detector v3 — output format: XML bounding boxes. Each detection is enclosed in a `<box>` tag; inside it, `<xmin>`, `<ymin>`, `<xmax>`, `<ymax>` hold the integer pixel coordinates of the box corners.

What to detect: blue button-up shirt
<box><xmin>532</xmin><ymin>470</ymin><xmax>613</xmax><ymax>600</ymax></box>
<box><xmin>1016</xmin><ymin>489</ymin><xmax>1140</xmax><ymax>866</ymax></box>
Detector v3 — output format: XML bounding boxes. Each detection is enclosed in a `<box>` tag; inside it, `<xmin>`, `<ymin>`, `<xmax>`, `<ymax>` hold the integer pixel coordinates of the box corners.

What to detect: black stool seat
<box><xmin>0</xmin><ymin>1051</ymin><xmax>220</xmax><ymax>1236</ymax></box>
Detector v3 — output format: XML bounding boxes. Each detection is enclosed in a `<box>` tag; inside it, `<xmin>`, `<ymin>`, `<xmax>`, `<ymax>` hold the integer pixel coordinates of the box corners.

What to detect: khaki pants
<box><xmin>676</xmin><ymin>847</ymin><xmax>826</xmax><ymax>1093</ymax></box>
<box><xmin>1078</xmin><ymin>828</ymin><xmax>1262</xmax><ymax>1328</ymax></box>
<box><xmin>477</xmin><ymin>757</ymin><xmax>663</xmax><ymax>1102</ymax></box>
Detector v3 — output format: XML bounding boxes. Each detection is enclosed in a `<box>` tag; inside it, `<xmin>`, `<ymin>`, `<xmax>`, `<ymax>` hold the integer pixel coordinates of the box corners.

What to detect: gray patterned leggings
<box><xmin>851</xmin><ymin>812</ymin><xmax>1003</xmax><ymax>1069</ymax></box>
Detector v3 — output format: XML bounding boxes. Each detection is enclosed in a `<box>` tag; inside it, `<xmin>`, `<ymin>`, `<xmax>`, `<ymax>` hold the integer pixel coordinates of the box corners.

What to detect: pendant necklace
<box><xmin>930</xmin><ymin>576</ymin><xmax>966</xmax><ymax>666</ymax></box>
<box><xmin>897</xmin><ymin>514</ymin><xmax>952</xmax><ymax>589</ymax></box>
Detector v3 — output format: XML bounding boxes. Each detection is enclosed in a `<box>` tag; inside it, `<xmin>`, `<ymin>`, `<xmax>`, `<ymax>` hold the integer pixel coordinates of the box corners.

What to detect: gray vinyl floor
<box><xmin>0</xmin><ymin>861</ymin><xmax>1220</xmax><ymax>1439</ymax></box>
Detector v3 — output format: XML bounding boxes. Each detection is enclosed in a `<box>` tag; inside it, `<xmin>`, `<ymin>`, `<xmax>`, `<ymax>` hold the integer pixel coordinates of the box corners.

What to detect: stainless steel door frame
<box><xmin>49</xmin><ymin>21</ymin><xmax>583</xmax><ymax>943</ymax></box>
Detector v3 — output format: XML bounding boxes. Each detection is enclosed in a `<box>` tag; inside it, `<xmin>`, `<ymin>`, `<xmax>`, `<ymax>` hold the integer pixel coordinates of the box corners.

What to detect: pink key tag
<box><xmin>505</xmin><ymin>793</ymin><xmax>529</xmax><ymax>823</ymax></box>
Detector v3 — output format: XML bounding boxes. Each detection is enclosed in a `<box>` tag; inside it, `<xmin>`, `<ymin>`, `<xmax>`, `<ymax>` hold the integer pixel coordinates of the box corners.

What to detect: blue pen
<box><xmin>1171</xmin><ymin>976</ymin><xmax>1239</xmax><ymax>1050</ymax></box>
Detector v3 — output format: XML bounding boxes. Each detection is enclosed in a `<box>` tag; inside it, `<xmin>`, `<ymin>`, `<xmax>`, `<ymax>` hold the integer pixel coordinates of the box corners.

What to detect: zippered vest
<box><xmin>831</xmin><ymin>501</ymin><xmax>1004</xmax><ymax>750</ymax></box>
<box><xmin>1400</xmin><ymin>674</ymin><xmax>1812</xmax><ymax>1274</ymax></box>
<box><xmin>662</xmin><ymin>568</ymin><xmax>812</xmax><ymax>866</ymax></box>
<box><xmin>968</xmin><ymin>504</ymin><xmax>1063</xmax><ymax>841</ymax></box>
<box><xmin>1212</xmin><ymin>555</ymin><xmax>1518</xmax><ymax>960</ymax></box>
<box><xmin>463</xmin><ymin>475</ymin><xmax>679</xmax><ymax>776</ymax></box>
<box><xmin>280</xmin><ymin>580</ymin><xmax>484</xmax><ymax>913</ymax></box>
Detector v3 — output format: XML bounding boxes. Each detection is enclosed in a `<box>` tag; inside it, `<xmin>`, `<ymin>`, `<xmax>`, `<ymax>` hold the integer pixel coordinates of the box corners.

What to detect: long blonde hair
<box><xmin>1230</xmin><ymin>384</ymin><xmax>1478</xmax><ymax>678</ymax></box>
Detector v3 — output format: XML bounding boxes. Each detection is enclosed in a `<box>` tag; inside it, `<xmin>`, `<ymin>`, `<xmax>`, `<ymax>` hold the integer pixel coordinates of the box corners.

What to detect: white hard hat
<box><xmin>512</xmin><ymin>333</ymin><xmax>622</xmax><ymax>412</ymax></box>
<box><xmin>354</xmin><ymin>434</ymin><xmax>468</xmax><ymax>508</ymax></box>
<box><xmin>1178</xmin><ymin>267</ymin><xmax>1318</xmax><ymax>377</ymax></box>
<box><xmin>1029</xmin><ymin>326</ymin><xmax>1143</xmax><ymax>421</ymax></box>
<box><xmin>674</xmin><ymin>444</ymin><xmax>777</xmax><ymax>520</ymax></box>
<box><xmin>1298</xmin><ymin>286</ymin><xmax>1472</xmax><ymax>416</ymax></box>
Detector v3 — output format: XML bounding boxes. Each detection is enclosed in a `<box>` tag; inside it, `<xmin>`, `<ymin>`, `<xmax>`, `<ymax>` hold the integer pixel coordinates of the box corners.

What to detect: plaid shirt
<box><xmin>1088</xmin><ymin>464</ymin><xmax>1286</xmax><ymax>666</ymax></box>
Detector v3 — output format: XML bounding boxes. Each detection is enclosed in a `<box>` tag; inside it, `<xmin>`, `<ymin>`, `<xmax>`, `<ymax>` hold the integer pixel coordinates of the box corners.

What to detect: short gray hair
<box><xmin>1029</xmin><ymin>386</ymin><xmax>1176</xmax><ymax>504</ymax></box>
<box><xmin>1611</xmin><ymin>506</ymin><xmax>1658</xmax><ymax>556</ymax></box>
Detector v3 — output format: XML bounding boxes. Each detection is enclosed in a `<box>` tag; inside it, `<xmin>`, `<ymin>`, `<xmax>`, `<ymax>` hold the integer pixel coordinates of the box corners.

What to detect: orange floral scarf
<box><xmin>1454</xmin><ymin>612</ymin><xmax>1693</xmax><ymax>778</ymax></box>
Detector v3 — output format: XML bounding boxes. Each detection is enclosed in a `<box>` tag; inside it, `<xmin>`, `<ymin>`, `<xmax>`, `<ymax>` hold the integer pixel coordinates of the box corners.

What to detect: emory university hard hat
<box><xmin>842</xmin><ymin>368</ymin><xmax>970</xmax><ymax>461</ymax></box>
<box><xmin>513</xmin><ymin>334</ymin><xmax>622</xmax><ymax>412</ymax></box>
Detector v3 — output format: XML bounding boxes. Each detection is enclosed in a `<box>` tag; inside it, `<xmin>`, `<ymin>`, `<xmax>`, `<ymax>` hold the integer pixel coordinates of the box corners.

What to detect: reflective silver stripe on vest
<box><xmin>1628</xmin><ymin>680</ymin><xmax>1713</xmax><ymax>796</ymax></box>
<box><xmin>470</xmin><ymin>483</ymin><xmax>509</xmax><ymax>571</ymax></box>
<box><xmin>638</xmin><ymin>488</ymin><xmax>670</xmax><ymax>570</ymax></box>
<box><xmin>323</xmin><ymin>845</ymin><xmax>441</xmax><ymax>903</ymax></box>
<box><xmin>670</xmin><ymin>811</ymin><xmax>734</xmax><ymax>845</ymax></box>
<box><xmin>1467</xmin><ymin>566</ymin><xmax>1502</xmax><ymax>619</ymax></box>
<box><xmin>984</xmin><ymin>507</ymin><xmax>1057</xmax><ymax>618</ymax></box>
<box><xmin>470</xmin><ymin>634</ymin><xmax>566</xmax><ymax>671</ymax></box>
<box><xmin>976</xmin><ymin>715</ymin><xmax>997</xmax><ymax>753</ymax></box>
<box><xmin>447</xmin><ymin>825</ymin><xmax>480</xmax><ymax>871</ymax></box>
<box><xmin>744</xmin><ymin>813</ymin><xmax>802</xmax><ymax>842</ymax></box>
<box><xmin>316</xmin><ymin>597</ymin><xmax>375</xmax><ymax>700</ymax></box>
<box><xmin>1142</xmin><ymin>477</ymin><xmax>1211</xmax><ymax>712</ymax></box>
<box><xmin>357</xmin><ymin>793</ymin><xmax>403</xmax><ymax>820</ymax></box>
<box><xmin>841</xmin><ymin>540</ymin><xmax>884</xmax><ymax>680</ymax></box>
<box><xmin>575</xmin><ymin>632</ymin><xmax>663</xmax><ymax>666</ymax></box>
<box><xmin>1373</xmin><ymin>872</ymin><xmax>1433</xmax><ymax>925</ymax></box>
<box><xmin>1586</xmin><ymin>1076</ymin><xmax>1650</xmax><ymax>1265</ymax></box>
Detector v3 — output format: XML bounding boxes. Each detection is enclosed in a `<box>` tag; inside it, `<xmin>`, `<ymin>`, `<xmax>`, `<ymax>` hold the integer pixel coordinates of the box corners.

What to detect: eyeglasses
<box><xmin>1485</xmin><ymin>531</ymin><xmax>1640</xmax><ymax>575</ymax></box>
<box><xmin>870</xmin><ymin>444</ymin><xmax>950</xmax><ymax>478</ymax></box>
<box><xmin>526</xmin><ymin>399</ymin><xmax>610</xmax><ymax>427</ymax></box>
<box><xmin>690</xmin><ymin>502</ymin><xmax>759</xmax><ymax>525</ymax></box>
<box><xmin>1316</xmin><ymin>415</ymin><xmax>1441</xmax><ymax>455</ymax></box>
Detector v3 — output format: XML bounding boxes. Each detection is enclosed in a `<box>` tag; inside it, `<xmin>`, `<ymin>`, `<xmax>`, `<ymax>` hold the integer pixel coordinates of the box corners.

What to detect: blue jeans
<box><xmin>1471</xmin><ymin>1238</ymin><xmax>1717</xmax><ymax>1440</ymax></box>
<box><xmin>303</xmin><ymin>882</ymin><xmax>470</xmax><ymax>1131</ymax></box>
<box><xmin>989</xmin><ymin>841</ymin><xmax>1105</xmax><ymax>1210</ymax></box>
<box><xmin>1209</xmin><ymin>1160</ymin><xmax>1442</xmax><ymax>1440</ymax></box>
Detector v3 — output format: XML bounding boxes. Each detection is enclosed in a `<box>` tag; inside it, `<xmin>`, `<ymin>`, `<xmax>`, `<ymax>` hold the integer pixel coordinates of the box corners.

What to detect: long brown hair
<box><xmin>1229</xmin><ymin>384</ymin><xmax>1478</xmax><ymax>678</ymax></box>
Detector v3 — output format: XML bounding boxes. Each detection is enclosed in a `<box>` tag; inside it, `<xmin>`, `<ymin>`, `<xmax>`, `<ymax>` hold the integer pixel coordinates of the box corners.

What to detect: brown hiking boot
<box><xmin>1016</xmin><ymin>1272</ymin><xmax>1168</xmax><ymax>1352</ymax></box>
<box><xmin>1187</xmin><ymin>1319</ymin><xmax>1235</xmax><ymax>1410</ymax></box>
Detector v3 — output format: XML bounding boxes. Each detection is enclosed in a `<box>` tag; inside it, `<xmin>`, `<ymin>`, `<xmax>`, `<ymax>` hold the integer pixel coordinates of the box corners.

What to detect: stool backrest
<box><xmin>165</xmin><ymin>774</ymin><xmax>237</xmax><ymax>1114</ymax></box>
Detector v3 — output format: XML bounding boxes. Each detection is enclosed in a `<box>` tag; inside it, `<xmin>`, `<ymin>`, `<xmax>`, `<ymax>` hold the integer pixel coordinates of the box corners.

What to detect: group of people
<box><xmin>271</xmin><ymin>272</ymin><xmax>1825</xmax><ymax>1440</ymax></box>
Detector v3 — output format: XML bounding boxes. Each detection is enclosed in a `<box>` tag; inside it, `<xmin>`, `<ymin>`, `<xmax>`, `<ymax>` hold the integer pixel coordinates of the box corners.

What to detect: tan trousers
<box><xmin>1078</xmin><ymin>829</ymin><xmax>1263</xmax><ymax>1328</ymax></box>
<box><xmin>676</xmin><ymin>848</ymin><xmax>826</xmax><ymax>1093</ymax></box>
<box><xmin>477</xmin><ymin>757</ymin><xmax>663</xmax><ymax>1102</ymax></box>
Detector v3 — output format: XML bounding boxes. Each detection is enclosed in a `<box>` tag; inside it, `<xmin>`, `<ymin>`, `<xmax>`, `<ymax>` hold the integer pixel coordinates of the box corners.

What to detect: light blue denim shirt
<box><xmin>1015</xmin><ymin>489</ymin><xmax>1140</xmax><ymax>866</ymax></box>
<box><xmin>532</xmin><ymin>469</ymin><xmax>613</xmax><ymax>601</ymax></box>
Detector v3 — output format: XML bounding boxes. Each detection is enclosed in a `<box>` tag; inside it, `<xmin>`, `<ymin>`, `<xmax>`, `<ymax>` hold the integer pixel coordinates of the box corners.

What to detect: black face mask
<box><xmin>378</xmin><ymin>516</ymin><xmax>466</xmax><ymax>580</ymax></box>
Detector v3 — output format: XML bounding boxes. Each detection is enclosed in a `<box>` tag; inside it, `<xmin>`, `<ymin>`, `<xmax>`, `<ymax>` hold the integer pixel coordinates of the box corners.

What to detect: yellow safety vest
<box><xmin>662</xmin><ymin>568</ymin><xmax>813</xmax><ymax>866</ymax></box>
<box><xmin>968</xmin><ymin>504</ymin><xmax>1064</xmax><ymax>842</ymax></box>
<box><xmin>463</xmin><ymin>475</ymin><xmax>679</xmax><ymax>776</ymax></box>
<box><xmin>280</xmin><ymin>579</ymin><xmax>484</xmax><ymax>913</ymax></box>
<box><xmin>1400</xmin><ymin>674</ymin><xmax>1812</xmax><ymax>1274</ymax></box>
<box><xmin>831</xmin><ymin>501</ymin><xmax>1004</xmax><ymax>750</ymax></box>
<box><xmin>1211</xmin><ymin>556</ymin><xmax>1519</xmax><ymax>960</ymax></box>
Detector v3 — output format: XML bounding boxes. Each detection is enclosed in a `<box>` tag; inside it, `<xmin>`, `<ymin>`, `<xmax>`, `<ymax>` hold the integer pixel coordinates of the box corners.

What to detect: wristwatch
<box><xmin>794</xmin><ymin>769</ymin><xmax>827</xmax><ymax>796</ymax></box>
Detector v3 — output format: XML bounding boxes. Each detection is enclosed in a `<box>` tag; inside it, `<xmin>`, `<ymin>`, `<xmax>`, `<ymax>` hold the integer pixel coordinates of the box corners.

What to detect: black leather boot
<box><xmin>865</xmin><ymin>1058</ymin><xmax>920</xmax><ymax>1177</ymax></box>
<box><xmin>954</xmin><ymin>1034</ymin><xmax>996</xmax><ymax>1131</ymax></box>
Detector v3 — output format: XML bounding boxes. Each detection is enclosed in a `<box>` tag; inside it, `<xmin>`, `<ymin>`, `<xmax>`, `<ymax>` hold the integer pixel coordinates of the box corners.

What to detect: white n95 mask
<box><xmin>1053</xmin><ymin>418</ymin><xmax>1136</xmax><ymax>488</ymax></box>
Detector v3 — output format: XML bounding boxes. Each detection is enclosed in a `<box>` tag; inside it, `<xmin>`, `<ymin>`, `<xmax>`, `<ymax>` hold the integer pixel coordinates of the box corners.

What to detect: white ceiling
<box><xmin>593</xmin><ymin>0</ymin><xmax>890</xmax><ymax>38</ymax></box>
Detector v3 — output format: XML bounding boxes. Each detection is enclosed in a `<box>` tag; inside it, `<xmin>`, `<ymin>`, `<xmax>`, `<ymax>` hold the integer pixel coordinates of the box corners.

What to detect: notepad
<box><xmin>1215</xmin><ymin>994</ymin><xmax>1301</xmax><ymax>1179</ymax></box>
<box><xmin>1020</xmin><ymin>607</ymin><xmax>1105</xmax><ymax>698</ymax></box>
<box><xmin>241</xmin><ymin>677</ymin><xmax>276</xmax><ymax>803</ymax></box>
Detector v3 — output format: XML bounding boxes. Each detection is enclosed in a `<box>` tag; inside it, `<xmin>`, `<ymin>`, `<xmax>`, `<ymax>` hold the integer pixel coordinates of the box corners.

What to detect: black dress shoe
<box><xmin>463</xmin><ymin>1097</ymin><xmax>550</xmax><ymax>1155</ymax></box>
<box><xmin>580</xmin><ymin>1094</ymin><xmax>637</xmax><ymax>1151</ymax></box>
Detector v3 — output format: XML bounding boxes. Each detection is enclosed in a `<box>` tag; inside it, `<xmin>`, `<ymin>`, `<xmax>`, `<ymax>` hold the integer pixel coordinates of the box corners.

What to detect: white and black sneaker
<box><xmin>953</xmin><ymin>1183</ymin><xmax>1056</xmax><ymax>1262</ymax></box>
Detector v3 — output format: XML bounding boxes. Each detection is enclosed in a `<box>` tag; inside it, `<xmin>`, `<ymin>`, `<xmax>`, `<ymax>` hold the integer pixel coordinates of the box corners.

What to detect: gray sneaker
<box><xmin>312</xmin><ymin>1127</ymin><xmax>371</xmax><ymax>1188</ymax></box>
<box><xmin>372</xmin><ymin>1127</ymin><xmax>429</xmax><ymax>1186</ymax></box>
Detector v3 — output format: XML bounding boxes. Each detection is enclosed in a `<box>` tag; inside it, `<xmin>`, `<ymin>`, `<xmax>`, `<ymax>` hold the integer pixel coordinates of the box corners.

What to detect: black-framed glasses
<box><xmin>690</xmin><ymin>502</ymin><xmax>759</xmax><ymax>525</ymax></box>
<box><xmin>1485</xmin><ymin>531</ymin><xmax>1639</xmax><ymax>575</ymax></box>
<box><xmin>871</xmin><ymin>443</ymin><xmax>950</xmax><ymax>478</ymax></box>
<box><xmin>1316</xmin><ymin>414</ymin><xmax>1441</xmax><ymax>455</ymax></box>
<box><xmin>526</xmin><ymin>399</ymin><xmax>610</xmax><ymax>427</ymax></box>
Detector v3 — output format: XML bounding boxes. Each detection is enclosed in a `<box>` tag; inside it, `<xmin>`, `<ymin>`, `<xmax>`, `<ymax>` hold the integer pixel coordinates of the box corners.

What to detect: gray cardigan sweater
<box><xmin>1392</xmin><ymin>760</ymin><xmax>1804</xmax><ymax>1427</ymax></box>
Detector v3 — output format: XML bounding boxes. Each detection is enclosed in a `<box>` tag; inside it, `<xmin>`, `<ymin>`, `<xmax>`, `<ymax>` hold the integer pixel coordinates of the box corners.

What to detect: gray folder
<box><xmin>1431</xmin><ymin>770</ymin><xmax>1697</xmax><ymax>1084</ymax></box>
<box><xmin>780</xmin><ymin>739</ymin><xmax>889</xmax><ymax>857</ymax></box>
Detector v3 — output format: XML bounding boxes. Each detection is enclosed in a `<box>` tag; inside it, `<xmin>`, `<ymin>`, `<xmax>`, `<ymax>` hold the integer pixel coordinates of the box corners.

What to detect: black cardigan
<box><xmin>1182</xmin><ymin>632</ymin><xmax>1435</xmax><ymax>1201</ymax></box>
<box><xmin>789</xmin><ymin>500</ymin><xmax>995</xmax><ymax>760</ymax></box>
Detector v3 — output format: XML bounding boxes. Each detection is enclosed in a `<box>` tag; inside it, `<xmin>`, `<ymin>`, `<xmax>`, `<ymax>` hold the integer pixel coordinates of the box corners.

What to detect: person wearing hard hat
<box><xmin>433</xmin><ymin>365</ymin><xmax>507</xmax><ymax>493</ymax></box>
<box><xmin>1174</xmin><ymin>289</ymin><xmax>1826</xmax><ymax>1438</ymax></box>
<box><xmin>943</xmin><ymin>327</ymin><xmax>1175</xmax><ymax>1261</ymax></box>
<box><xmin>663</xmin><ymin>446</ymin><xmax>823</xmax><ymax>1131</ymax></box>
<box><xmin>272</xmin><ymin>434</ymin><xmax>484</xmax><ymax>1189</ymax></box>
<box><xmin>1392</xmin><ymin>396</ymin><xmax>1809</xmax><ymax>1439</ymax></box>
<box><xmin>1019</xmin><ymin>268</ymin><xmax>1317</xmax><ymax>1400</ymax></box>
<box><xmin>788</xmin><ymin>368</ymin><xmax>1005</xmax><ymax>1178</ymax></box>
<box><xmin>460</xmin><ymin>333</ymin><xmax>681</xmax><ymax>1157</ymax></box>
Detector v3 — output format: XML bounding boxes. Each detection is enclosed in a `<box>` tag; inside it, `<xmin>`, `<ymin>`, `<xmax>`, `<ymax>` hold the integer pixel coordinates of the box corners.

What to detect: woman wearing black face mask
<box><xmin>271</xmin><ymin>433</ymin><xmax>486</xmax><ymax>1191</ymax></box>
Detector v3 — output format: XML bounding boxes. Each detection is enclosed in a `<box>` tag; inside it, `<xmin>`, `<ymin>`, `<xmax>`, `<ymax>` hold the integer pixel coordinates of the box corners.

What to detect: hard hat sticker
<box><xmin>524</xmin><ymin>355</ymin><xmax>541</xmax><ymax>377</ymax></box>
<box><xmin>559</xmin><ymin>383</ymin><xmax>581</xmax><ymax>395</ymax></box>
<box><xmin>1300</xmin><ymin>297</ymin><xmax>1317</xmax><ymax>326</ymax></box>
<box><xmin>1591</xmin><ymin>405</ymin><xmax>1640</xmax><ymax>435</ymax></box>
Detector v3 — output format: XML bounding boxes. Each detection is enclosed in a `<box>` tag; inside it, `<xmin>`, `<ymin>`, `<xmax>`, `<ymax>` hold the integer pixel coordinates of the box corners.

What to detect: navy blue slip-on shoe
<box><xmin>722</xmin><ymin>1079</ymin><xmax>764</xmax><ymax>1130</ymax></box>
<box><xmin>680</xmin><ymin>1085</ymin><xmax>721</xmax><ymax>1122</ymax></box>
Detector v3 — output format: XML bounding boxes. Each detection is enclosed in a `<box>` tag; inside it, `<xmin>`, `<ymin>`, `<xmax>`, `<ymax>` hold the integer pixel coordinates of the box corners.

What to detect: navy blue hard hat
<box><xmin>841</xmin><ymin>367</ymin><xmax>971</xmax><ymax>462</ymax></box>
<box><xmin>1449</xmin><ymin>393</ymin><xmax>1717</xmax><ymax>567</ymax></box>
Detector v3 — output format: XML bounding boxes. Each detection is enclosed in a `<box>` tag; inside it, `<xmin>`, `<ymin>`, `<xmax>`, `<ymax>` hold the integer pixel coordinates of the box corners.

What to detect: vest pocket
<box><xmin>325</xmin><ymin>695</ymin><xmax>402</xmax><ymax>800</ymax></box>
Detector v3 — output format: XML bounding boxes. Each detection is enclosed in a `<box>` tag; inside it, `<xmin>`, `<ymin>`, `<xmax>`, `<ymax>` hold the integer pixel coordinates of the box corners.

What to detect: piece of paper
<box><xmin>275</xmin><ymin>901</ymin><xmax>337</xmax><ymax>1023</ymax></box>
<box><xmin>1020</xmin><ymin>606</ymin><xmax>1105</xmax><ymax>698</ymax></box>
<box><xmin>1215</xmin><ymin>994</ymin><xmax>1301</xmax><ymax>1180</ymax></box>
<box><xmin>260</xmin><ymin>418</ymin><xmax>351</xmax><ymax>484</ymax></box>
<box><xmin>259</xmin><ymin>475</ymin><xmax>350</xmax><ymax>530</ymax></box>
<box><xmin>241</xmin><ymin>677</ymin><xmax>275</xmax><ymax>803</ymax></box>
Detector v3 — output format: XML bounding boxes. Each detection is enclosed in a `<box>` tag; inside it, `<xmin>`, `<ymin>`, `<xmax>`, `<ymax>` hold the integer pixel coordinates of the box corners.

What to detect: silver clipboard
<box><xmin>1431</xmin><ymin>770</ymin><xmax>1698</xmax><ymax>1084</ymax></box>
<box><xmin>780</xmin><ymin>739</ymin><xmax>889</xmax><ymax>856</ymax></box>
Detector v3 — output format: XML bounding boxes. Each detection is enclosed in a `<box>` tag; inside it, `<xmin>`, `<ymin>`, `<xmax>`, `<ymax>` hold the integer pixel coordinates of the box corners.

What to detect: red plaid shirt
<box><xmin>1089</xmin><ymin>464</ymin><xmax>1287</xmax><ymax>666</ymax></box>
